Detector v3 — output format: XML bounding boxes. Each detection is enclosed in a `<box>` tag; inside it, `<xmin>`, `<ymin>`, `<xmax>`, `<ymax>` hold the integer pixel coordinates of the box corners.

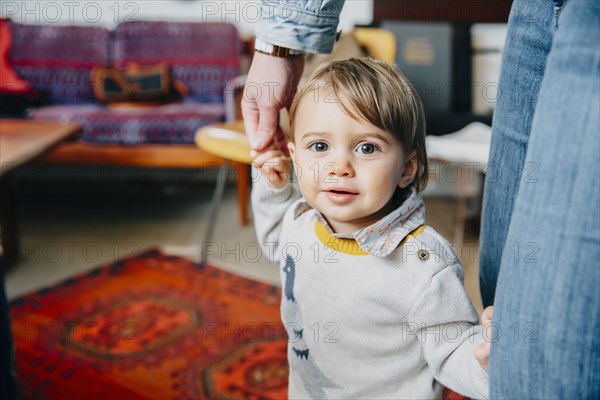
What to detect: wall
<box><xmin>1</xmin><ymin>0</ymin><xmax>373</xmax><ymax>37</ymax></box>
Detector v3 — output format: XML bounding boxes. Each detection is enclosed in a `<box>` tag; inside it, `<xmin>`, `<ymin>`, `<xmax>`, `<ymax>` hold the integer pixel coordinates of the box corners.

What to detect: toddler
<box><xmin>251</xmin><ymin>58</ymin><xmax>490</xmax><ymax>399</ymax></box>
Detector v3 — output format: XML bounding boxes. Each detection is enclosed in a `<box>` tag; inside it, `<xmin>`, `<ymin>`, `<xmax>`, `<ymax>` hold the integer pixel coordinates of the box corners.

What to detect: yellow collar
<box><xmin>314</xmin><ymin>221</ymin><xmax>369</xmax><ymax>256</ymax></box>
<box><xmin>314</xmin><ymin>221</ymin><xmax>427</xmax><ymax>257</ymax></box>
<box><xmin>297</xmin><ymin>188</ymin><xmax>426</xmax><ymax>257</ymax></box>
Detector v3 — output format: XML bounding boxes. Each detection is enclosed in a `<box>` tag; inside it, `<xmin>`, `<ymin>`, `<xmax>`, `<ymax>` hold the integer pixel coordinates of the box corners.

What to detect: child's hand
<box><xmin>474</xmin><ymin>306</ymin><xmax>493</xmax><ymax>372</ymax></box>
<box><xmin>252</xmin><ymin>149</ymin><xmax>292</xmax><ymax>189</ymax></box>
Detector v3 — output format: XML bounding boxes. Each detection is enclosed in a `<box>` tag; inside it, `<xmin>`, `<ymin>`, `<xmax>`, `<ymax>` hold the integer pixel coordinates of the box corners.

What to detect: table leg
<box><xmin>0</xmin><ymin>258</ymin><xmax>17</xmax><ymax>399</ymax></box>
<box><xmin>0</xmin><ymin>173</ymin><xmax>19</xmax><ymax>266</ymax></box>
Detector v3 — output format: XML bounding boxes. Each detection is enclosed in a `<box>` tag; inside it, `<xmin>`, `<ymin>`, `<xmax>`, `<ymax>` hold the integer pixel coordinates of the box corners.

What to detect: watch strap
<box><xmin>254</xmin><ymin>37</ymin><xmax>305</xmax><ymax>57</ymax></box>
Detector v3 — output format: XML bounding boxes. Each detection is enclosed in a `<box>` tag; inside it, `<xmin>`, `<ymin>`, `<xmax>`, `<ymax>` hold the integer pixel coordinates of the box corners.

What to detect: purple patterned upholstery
<box><xmin>29</xmin><ymin>102</ymin><xmax>225</xmax><ymax>144</ymax></box>
<box><xmin>9</xmin><ymin>21</ymin><xmax>110</xmax><ymax>104</ymax></box>
<box><xmin>112</xmin><ymin>21</ymin><xmax>242</xmax><ymax>103</ymax></box>
<box><xmin>10</xmin><ymin>20</ymin><xmax>241</xmax><ymax>144</ymax></box>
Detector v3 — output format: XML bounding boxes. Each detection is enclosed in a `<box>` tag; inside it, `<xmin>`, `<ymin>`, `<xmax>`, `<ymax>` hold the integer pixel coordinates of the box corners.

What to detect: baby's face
<box><xmin>288</xmin><ymin>90</ymin><xmax>413</xmax><ymax>235</ymax></box>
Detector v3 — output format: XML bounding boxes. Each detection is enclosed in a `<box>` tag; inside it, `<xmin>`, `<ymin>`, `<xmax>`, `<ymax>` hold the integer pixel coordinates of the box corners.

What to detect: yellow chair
<box><xmin>352</xmin><ymin>27</ymin><xmax>397</xmax><ymax>65</ymax></box>
<box><xmin>195</xmin><ymin>28</ymin><xmax>397</xmax><ymax>262</ymax></box>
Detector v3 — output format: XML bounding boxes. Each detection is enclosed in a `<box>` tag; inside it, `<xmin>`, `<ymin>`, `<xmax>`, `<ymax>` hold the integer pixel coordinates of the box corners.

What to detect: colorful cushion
<box><xmin>11</xmin><ymin>20</ymin><xmax>241</xmax><ymax>144</ymax></box>
<box><xmin>91</xmin><ymin>63</ymin><xmax>177</xmax><ymax>103</ymax></box>
<box><xmin>112</xmin><ymin>21</ymin><xmax>242</xmax><ymax>103</ymax></box>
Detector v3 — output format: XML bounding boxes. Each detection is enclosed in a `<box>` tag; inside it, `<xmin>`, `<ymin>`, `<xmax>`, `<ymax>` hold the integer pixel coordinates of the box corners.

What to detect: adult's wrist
<box><xmin>254</xmin><ymin>37</ymin><xmax>306</xmax><ymax>57</ymax></box>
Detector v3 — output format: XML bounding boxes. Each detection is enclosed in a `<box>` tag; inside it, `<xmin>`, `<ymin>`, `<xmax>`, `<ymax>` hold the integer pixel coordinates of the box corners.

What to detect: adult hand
<box><xmin>242</xmin><ymin>52</ymin><xmax>305</xmax><ymax>153</ymax></box>
<box><xmin>475</xmin><ymin>306</ymin><xmax>494</xmax><ymax>372</ymax></box>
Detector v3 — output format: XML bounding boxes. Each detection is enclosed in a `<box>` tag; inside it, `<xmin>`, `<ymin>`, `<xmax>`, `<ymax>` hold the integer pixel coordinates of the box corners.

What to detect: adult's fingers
<box><xmin>253</xmin><ymin>103</ymin><xmax>280</xmax><ymax>151</ymax></box>
<box><xmin>273</xmin><ymin>126</ymin><xmax>290</xmax><ymax>156</ymax></box>
<box><xmin>241</xmin><ymin>100</ymin><xmax>260</xmax><ymax>149</ymax></box>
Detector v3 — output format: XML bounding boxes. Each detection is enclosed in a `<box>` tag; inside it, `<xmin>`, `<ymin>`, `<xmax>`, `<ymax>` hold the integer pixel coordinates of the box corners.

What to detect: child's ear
<box><xmin>287</xmin><ymin>142</ymin><xmax>296</xmax><ymax>160</ymax></box>
<box><xmin>398</xmin><ymin>150</ymin><xmax>418</xmax><ymax>189</ymax></box>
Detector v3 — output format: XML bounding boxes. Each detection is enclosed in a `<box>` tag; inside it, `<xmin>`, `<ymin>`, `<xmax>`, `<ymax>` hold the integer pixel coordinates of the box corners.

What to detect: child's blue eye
<box><xmin>357</xmin><ymin>143</ymin><xmax>379</xmax><ymax>154</ymax></box>
<box><xmin>310</xmin><ymin>142</ymin><xmax>329</xmax><ymax>152</ymax></box>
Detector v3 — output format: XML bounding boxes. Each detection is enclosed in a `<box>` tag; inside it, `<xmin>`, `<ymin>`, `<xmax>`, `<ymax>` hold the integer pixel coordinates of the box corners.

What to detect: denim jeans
<box><xmin>479</xmin><ymin>0</ymin><xmax>600</xmax><ymax>397</ymax></box>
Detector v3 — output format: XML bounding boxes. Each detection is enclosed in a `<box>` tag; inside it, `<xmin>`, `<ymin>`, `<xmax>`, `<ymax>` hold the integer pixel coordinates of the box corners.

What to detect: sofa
<box><xmin>3</xmin><ymin>18</ymin><xmax>253</xmax><ymax>222</ymax></box>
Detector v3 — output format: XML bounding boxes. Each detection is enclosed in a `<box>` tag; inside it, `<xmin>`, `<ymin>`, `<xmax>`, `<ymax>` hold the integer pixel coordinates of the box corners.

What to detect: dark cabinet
<box><xmin>374</xmin><ymin>0</ymin><xmax>512</xmax><ymax>23</ymax></box>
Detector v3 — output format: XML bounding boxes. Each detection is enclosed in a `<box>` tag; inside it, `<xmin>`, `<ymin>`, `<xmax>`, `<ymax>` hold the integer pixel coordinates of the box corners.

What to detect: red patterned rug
<box><xmin>10</xmin><ymin>249</ymin><xmax>466</xmax><ymax>399</ymax></box>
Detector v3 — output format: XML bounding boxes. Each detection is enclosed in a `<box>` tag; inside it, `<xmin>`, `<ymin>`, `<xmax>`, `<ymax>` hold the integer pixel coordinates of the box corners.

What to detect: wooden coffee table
<box><xmin>0</xmin><ymin>119</ymin><xmax>82</xmax><ymax>264</ymax></box>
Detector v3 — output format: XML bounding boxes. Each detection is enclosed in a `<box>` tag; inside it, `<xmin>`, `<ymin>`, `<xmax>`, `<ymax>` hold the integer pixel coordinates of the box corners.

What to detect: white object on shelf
<box><xmin>471</xmin><ymin>23</ymin><xmax>508</xmax><ymax>116</ymax></box>
<box><xmin>424</xmin><ymin>122</ymin><xmax>491</xmax><ymax>205</ymax></box>
<box><xmin>426</xmin><ymin>122</ymin><xmax>492</xmax><ymax>168</ymax></box>
<box><xmin>424</xmin><ymin>121</ymin><xmax>493</xmax><ymax>244</ymax></box>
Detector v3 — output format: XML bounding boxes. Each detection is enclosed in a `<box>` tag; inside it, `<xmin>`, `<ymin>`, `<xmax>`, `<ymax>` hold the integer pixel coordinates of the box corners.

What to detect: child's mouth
<box><xmin>329</xmin><ymin>190</ymin><xmax>353</xmax><ymax>194</ymax></box>
<box><xmin>324</xmin><ymin>188</ymin><xmax>358</xmax><ymax>204</ymax></box>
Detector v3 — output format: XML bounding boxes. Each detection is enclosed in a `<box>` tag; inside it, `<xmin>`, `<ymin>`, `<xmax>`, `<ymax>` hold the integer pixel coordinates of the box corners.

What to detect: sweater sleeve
<box><xmin>251</xmin><ymin>167</ymin><xmax>300</xmax><ymax>264</ymax></box>
<box><xmin>407</xmin><ymin>263</ymin><xmax>489</xmax><ymax>399</ymax></box>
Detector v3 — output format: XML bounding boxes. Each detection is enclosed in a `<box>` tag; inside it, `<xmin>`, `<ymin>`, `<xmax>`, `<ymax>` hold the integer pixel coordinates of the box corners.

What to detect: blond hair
<box><xmin>289</xmin><ymin>57</ymin><xmax>428</xmax><ymax>192</ymax></box>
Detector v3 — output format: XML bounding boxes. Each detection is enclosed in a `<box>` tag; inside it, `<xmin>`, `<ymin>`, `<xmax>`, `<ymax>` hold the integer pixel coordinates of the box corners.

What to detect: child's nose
<box><xmin>327</xmin><ymin>153</ymin><xmax>355</xmax><ymax>177</ymax></box>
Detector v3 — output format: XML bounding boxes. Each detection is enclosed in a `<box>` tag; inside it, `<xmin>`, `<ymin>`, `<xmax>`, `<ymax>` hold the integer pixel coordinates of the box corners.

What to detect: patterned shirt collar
<box><xmin>293</xmin><ymin>188</ymin><xmax>426</xmax><ymax>257</ymax></box>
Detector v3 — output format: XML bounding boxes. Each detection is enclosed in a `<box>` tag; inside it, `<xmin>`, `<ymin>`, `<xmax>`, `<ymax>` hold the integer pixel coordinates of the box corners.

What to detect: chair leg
<box><xmin>201</xmin><ymin>161</ymin><xmax>229</xmax><ymax>265</ymax></box>
<box><xmin>234</xmin><ymin>162</ymin><xmax>251</xmax><ymax>226</ymax></box>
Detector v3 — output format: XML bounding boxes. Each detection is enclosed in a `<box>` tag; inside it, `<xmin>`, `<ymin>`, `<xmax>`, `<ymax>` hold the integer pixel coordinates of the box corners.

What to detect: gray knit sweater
<box><xmin>252</xmin><ymin>177</ymin><xmax>489</xmax><ymax>399</ymax></box>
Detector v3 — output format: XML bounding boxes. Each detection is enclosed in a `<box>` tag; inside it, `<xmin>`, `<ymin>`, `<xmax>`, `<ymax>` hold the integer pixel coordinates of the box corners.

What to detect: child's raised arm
<box><xmin>251</xmin><ymin>148</ymin><xmax>299</xmax><ymax>265</ymax></box>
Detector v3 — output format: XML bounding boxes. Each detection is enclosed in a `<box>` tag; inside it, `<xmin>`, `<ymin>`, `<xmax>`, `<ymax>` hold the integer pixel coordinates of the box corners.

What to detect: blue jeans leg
<box><xmin>485</xmin><ymin>0</ymin><xmax>600</xmax><ymax>398</ymax></box>
<box><xmin>479</xmin><ymin>0</ymin><xmax>555</xmax><ymax>308</ymax></box>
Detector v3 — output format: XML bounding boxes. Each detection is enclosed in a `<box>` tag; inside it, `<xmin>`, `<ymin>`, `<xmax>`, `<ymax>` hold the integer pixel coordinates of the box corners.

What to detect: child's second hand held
<box><xmin>475</xmin><ymin>306</ymin><xmax>494</xmax><ymax>373</ymax></box>
<box><xmin>252</xmin><ymin>148</ymin><xmax>292</xmax><ymax>189</ymax></box>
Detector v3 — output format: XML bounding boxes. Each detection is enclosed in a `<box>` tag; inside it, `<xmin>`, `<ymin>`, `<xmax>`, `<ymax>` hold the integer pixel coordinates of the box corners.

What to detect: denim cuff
<box><xmin>256</xmin><ymin>1</ymin><xmax>343</xmax><ymax>54</ymax></box>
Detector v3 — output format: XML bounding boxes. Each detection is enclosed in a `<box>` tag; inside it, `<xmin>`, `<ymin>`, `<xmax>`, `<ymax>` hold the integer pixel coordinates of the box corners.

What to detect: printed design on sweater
<box><xmin>283</xmin><ymin>255</ymin><xmax>296</xmax><ymax>302</ymax></box>
<box><xmin>282</xmin><ymin>255</ymin><xmax>342</xmax><ymax>398</ymax></box>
